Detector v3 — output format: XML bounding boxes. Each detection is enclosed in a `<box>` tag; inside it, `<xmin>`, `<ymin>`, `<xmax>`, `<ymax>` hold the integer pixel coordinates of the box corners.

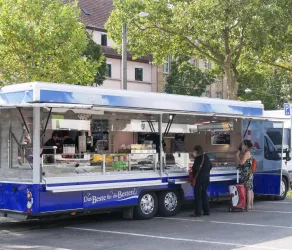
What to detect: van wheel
<box><xmin>134</xmin><ymin>192</ymin><xmax>158</xmax><ymax>220</ymax></box>
<box><xmin>276</xmin><ymin>178</ymin><xmax>288</xmax><ymax>200</ymax></box>
<box><xmin>158</xmin><ymin>190</ymin><xmax>181</xmax><ymax>217</ymax></box>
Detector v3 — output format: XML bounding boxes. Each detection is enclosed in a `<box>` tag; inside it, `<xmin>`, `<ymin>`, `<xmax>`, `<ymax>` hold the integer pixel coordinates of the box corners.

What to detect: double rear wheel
<box><xmin>134</xmin><ymin>190</ymin><xmax>181</xmax><ymax>219</ymax></box>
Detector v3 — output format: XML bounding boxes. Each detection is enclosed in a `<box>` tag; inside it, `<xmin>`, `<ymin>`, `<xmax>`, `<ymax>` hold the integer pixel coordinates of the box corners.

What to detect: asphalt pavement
<box><xmin>1</xmin><ymin>199</ymin><xmax>292</xmax><ymax>250</ymax></box>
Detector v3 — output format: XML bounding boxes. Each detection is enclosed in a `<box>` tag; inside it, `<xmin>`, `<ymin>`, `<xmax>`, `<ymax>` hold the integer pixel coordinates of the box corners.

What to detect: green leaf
<box><xmin>165</xmin><ymin>57</ymin><xmax>215</xmax><ymax>96</ymax></box>
<box><xmin>0</xmin><ymin>0</ymin><xmax>106</xmax><ymax>86</ymax></box>
<box><xmin>106</xmin><ymin>0</ymin><xmax>292</xmax><ymax>99</ymax></box>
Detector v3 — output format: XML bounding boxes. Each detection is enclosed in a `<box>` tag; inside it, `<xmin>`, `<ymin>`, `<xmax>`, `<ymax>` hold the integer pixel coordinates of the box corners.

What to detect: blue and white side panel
<box><xmin>0</xmin><ymin>183</ymin><xmax>39</xmax><ymax>215</ymax></box>
<box><xmin>0</xmin><ymin>90</ymin><xmax>33</xmax><ymax>104</ymax></box>
<box><xmin>39</xmin><ymin>89</ymin><xmax>263</xmax><ymax>117</ymax></box>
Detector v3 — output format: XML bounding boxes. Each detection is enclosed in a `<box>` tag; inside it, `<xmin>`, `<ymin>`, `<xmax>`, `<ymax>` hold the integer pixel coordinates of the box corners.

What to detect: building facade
<box><xmin>78</xmin><ymin>0</ymin><xmax>227</xmax><ymax>98</ymax></box>
<box><xmin>78</xmin><ymin>0</ymin><xmax>158</xmax><ymax>92</ymax></box>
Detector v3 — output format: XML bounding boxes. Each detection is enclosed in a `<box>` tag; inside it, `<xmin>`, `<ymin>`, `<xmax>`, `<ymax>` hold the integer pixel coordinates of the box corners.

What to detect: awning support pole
<box><xmin>164</xmin><ymin>114</ymin><xmax>175</xmax><ymax>137</ymax></box>
<box><xmin>42</xmin><ymin>108</ymin><xmax>52</xmax><ymax>136</ymax></box>
<box><xmin>159</xmin><ymin>114</ymin><xmax>163</xmax><ymax>176</ymax></box>
<box><xmin>33</xmin><ymin>107</ymin><xmax>41</xmax><ymax>184</ymax></box>
<box><xmin>146</xmin><ymin>118</ymin><xmax>155</xmax><ymax>133</ymax></box>
<box><xmin>17</xmin><ymin>107</ymin><xmax>30</xmax><ymax>135</ymax></box>
<box><xmin>10</xmin><ymin>132</ymin><xmax>32</xmax><ymax>169</ymax></box>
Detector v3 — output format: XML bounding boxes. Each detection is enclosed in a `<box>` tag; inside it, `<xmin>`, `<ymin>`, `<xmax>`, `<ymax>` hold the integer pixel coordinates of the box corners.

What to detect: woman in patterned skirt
<box><xmin>236</xmin><ymin>140</ymin><xmax>254</xmax><ymax>210</ymax></box>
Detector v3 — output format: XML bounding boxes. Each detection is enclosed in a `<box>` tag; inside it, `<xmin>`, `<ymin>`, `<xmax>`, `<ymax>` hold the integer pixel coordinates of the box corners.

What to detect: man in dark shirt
<box><xmin>62</xmin><ymin>131</ymin><xmax>75</xmax><ymax>145</ymax></box>
<box><xmin>41</xmin><ymin>131</ymin><xmax>62</xmax><ymax>163</ymax></box>
<box><xmin>191</xmin><ymin>145</ymin><xmax>212</xmax><ymax>217</ymax></box>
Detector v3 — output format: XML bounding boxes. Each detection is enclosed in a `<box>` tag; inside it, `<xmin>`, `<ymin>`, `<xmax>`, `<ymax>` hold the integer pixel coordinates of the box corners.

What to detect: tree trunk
<box><xmin>224</xmin><ymin>55</ymin><xmax>238</xmax><ymax>100</ymax></box>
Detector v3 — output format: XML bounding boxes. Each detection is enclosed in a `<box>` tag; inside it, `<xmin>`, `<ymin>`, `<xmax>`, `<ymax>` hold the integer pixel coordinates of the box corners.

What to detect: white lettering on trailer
<box><xmin>83</xmin><ymin>188</ymin><xmax>138</xmax><ymax>205</ymax></box>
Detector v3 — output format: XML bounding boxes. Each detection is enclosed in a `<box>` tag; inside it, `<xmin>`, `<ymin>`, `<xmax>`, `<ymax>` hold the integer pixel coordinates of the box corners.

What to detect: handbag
<box><xmin>189</xmin><ymin>154</ymin><xmax>205</xmax><ymax>187</ymax></box>
<box><xmin>251</xmin><ymin>158</ymin><xmax>257</xmax><ymax>173</ymax></box>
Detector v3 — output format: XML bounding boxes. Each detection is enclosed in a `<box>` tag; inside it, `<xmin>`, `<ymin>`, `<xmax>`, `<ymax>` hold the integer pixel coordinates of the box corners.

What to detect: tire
<box><xmin>276</xmin><ymin>177</ymin><xmax>288</xmax><ymax>200</ymax></box>
<box><xmin>158</xmin><ymin>190</ymin><xmax>181</xmax><ymax>217</ymax></box>
<box><xmin>134</xmin><ymin>192</ymin><xmax>158</xmax><ymax>220</ymax></box>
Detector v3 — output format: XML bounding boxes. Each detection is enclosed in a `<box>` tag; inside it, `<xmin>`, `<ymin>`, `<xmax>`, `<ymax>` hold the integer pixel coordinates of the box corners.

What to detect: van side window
<box><xmin>264</xmin><ymin>136</ymin><xmax>280</xmax><ymax>161</ymax></box>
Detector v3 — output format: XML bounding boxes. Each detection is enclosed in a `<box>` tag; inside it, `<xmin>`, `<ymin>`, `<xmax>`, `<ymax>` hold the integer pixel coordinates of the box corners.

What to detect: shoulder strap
<box><xmin>200</xmin><ymin>153</ymin><xmax>205</xmax><ymax>169</ymax></box>
<box><xmin>194</xmin><ymin>154</ymin><xmax>205</xmax><ymax>179</ymax></box>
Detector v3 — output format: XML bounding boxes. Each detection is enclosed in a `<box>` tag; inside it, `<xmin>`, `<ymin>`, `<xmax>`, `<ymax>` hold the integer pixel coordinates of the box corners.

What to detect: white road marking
<box><xmin>66</xmin><ymin>226</ymin><xmax>289</xmax><ymax>250</ymax></box>
<box><xmin>155</xmin><ymin>217</ymin><xmax>292</xmax><ymax>229</ymax></box>
<box><xmin>252</xmin><ymin>210</ymin><xmax>292</xmax><ymax>214</ymax></box>
<box><xmin>266</xmin><ymin>201</ymin><xmax>292</xmax><ymax>204</ymax></box>
<box><xmin>234</xmin><ymin>236</ymin><xmax>292</xmax><ymax>250</ymax></box>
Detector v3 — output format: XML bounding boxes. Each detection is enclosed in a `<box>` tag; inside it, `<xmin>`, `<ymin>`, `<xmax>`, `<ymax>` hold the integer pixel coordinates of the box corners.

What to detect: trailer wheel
<box><xmin>134</xmin><ymin>192</ymin><xmax>158</xmax><ymax>220</ymax></box>
<box><xmin>276</xmin><ymin>178</ymin><xmax>288</xmax><ymax>200</ymax></box>
<box><xmin>158</xmin><ymin>190</ymin><xmax>181</xmax><ymax>217</ymax></box>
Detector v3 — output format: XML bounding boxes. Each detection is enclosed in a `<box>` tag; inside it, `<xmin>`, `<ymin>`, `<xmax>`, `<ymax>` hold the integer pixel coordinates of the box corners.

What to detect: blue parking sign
<box><xmin>284</xmin><ymin>103</ymin><xmax>290</xmax><ymax>116</ymax></box>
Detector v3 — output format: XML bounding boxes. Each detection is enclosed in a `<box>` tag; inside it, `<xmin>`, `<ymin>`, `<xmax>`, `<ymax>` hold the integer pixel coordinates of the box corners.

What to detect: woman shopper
<box><xmin>190</xmin><ymin>145</ymin><xmax>212</xmax><ymax>217</ymax></box>
<box><xmin>236</xmin><ymin>140</ymin><xmax>254</xmax><ymax>210</ymax></box>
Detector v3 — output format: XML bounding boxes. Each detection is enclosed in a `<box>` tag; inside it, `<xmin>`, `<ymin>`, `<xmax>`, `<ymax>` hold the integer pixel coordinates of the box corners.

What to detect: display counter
<box><xmin>42</xmin><ymin>150</ymin><xmax>238</xmax><ymax>178</ymax></box>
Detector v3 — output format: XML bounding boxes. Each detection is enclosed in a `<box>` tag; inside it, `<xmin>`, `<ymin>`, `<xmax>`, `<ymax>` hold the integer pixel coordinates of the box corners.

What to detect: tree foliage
<box><xmin>0</xmin><ymin>0</ymin><xmax>105</xmax><ymax>86</ymax></box>
<box><xmin>165</xmin><ymin>57</ymin><xmax>215</xmax><ymax>96</ymax></box>
<box><xmin>106</xmin><ymin>0</ymin><xmax>292</xmax><ymax>99</ymax></box>
<box><xmin>83</xmin><ymin>35</ymin><xmax>107</xmax><ymax>86</ymax></box>
<box><xmin>238</xmin><ymin>69</ymin><xmax>292</xmax><ymax>110</ymax></box>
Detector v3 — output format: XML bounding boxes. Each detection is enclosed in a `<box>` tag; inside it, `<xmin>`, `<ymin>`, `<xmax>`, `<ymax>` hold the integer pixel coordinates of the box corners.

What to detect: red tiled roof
<box><xmin>65</xmin><ymin>0</ymin><xmax>152</xmax><ymax>62</ymax></box>
<box><xmin>78</xmin><ymin>0</ymin><xmax>113</xmax><ymax>30</ymax></box>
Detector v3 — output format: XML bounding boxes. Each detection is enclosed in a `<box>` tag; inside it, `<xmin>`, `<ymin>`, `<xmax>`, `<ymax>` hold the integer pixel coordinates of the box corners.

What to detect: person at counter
<box><xmin>190</xmin><ymin>145</ymin><xmax>212</xmax><ymax>217</ymax></box>
<box><xmin>62</xmin><ymin>131</ymin><xmax>75</xmax><ymax>145</ymax></box>
<box><xmin>41</xmin><ymin>130</ymin><xmax>62</xmax><ymax>163</ymax></box>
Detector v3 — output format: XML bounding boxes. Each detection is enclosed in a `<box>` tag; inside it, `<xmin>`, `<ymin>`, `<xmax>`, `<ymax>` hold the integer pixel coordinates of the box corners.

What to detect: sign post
<box><xmin>284</xmin><ymin>103</ymin><xmax>290</xmax><ymax>116</ymax></box>
<box><xmin>284</xmin><ymin>103</ymin><xmax>292</xmax><ymax>157</ymax></box>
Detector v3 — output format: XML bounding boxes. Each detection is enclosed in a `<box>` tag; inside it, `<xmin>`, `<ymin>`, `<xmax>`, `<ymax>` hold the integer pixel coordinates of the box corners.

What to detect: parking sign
<box><xmin>284</xmin><ymin>103</ymin><xmax>290</xmax><ymax>116</ymax></box>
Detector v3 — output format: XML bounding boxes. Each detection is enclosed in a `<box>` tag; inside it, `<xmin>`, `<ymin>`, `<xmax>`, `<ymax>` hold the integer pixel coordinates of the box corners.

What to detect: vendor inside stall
<box><xmin>41</xmin><ymin>130</ymin><xmax>62</xmax><ymax>163</ymax></box>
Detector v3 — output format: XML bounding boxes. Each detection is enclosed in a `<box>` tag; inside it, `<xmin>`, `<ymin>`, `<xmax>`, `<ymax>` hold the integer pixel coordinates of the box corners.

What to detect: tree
<box><xmin>83</xmin><ymin>35</ymin><xmax>107</xmax><ymax>86</ymax></box>
<box><xmin>238</xmin><ymin>69</ymin><xmax>292</xmax><ymax>110</ymax></box>
<box><xmin>0</xmin><ymin>0</ymin><xmax>105</xmax><ymax>86</ymax></box>
<box><xmin>106</xmin><ymin>0</ymin><xmax>292</xmax><ymax>99</ymax></box>
<box><xmin>165</xmin><ymin>57</ymin><xmax>215</xmax><ymax>96</ymax></box>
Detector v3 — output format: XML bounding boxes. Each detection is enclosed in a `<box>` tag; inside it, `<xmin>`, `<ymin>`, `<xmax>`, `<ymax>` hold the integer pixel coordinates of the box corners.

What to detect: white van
<box><xmin>264</xmin><ymin>110</ymin><xmax>292</xmax><ymax>199</ymax></box>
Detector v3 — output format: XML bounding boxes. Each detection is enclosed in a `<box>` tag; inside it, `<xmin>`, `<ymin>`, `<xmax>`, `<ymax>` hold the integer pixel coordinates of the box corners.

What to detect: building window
<box><xmin>135</xmin><ymin>68</ymin><xmax>143</xmax><ymax>81</ymax></box>
<box><xmin>101</xmin><ymin>33</ymin><xmax>107</xmax><ymax>46</ymax></box>
<box><xmin>216</xmin><ymin>91</ymin><xmax>222</xmax><ymax>99</ymax></box>
<box><xmin>163</xmin><ymin>57</ymin><xmax>170</xmax><ymax>73</ymax></box>
<box><xmin>82</xmin><ymin>8</ymin><xmax>90</xmax><ymax>15</ymax></box>
<box><xmin>205</xmin><ymin>61</ymin><xmax>212</xmax><ymax>69</ymax></box>
<box><xmin>203</xmin><ymin>90</ymin><xmax>210</xmax><ymax>97</ymax></box>
<box><xmin>189</xmin><ymin>59</ymin><xmax>197</xmax><ymax>67</ymax></box>
<box><xmin>106</xmin><ymin>64</ymin><xmax>112</xmax><ymax>78</ymax></box>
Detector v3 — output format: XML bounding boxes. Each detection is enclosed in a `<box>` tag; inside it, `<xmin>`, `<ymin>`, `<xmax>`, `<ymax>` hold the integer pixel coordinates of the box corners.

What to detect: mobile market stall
<box><xmin>0</xmin><ymin>82</ymin><xmax>288</xmax><ymax>220</ymax></box>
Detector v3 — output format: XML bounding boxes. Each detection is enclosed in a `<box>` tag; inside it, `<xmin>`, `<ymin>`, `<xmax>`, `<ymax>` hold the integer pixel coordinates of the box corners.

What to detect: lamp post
<box><xmin>122</xmin><ymin>12</ymin><xmax>149</xmax><ymax>90</ymax></box>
